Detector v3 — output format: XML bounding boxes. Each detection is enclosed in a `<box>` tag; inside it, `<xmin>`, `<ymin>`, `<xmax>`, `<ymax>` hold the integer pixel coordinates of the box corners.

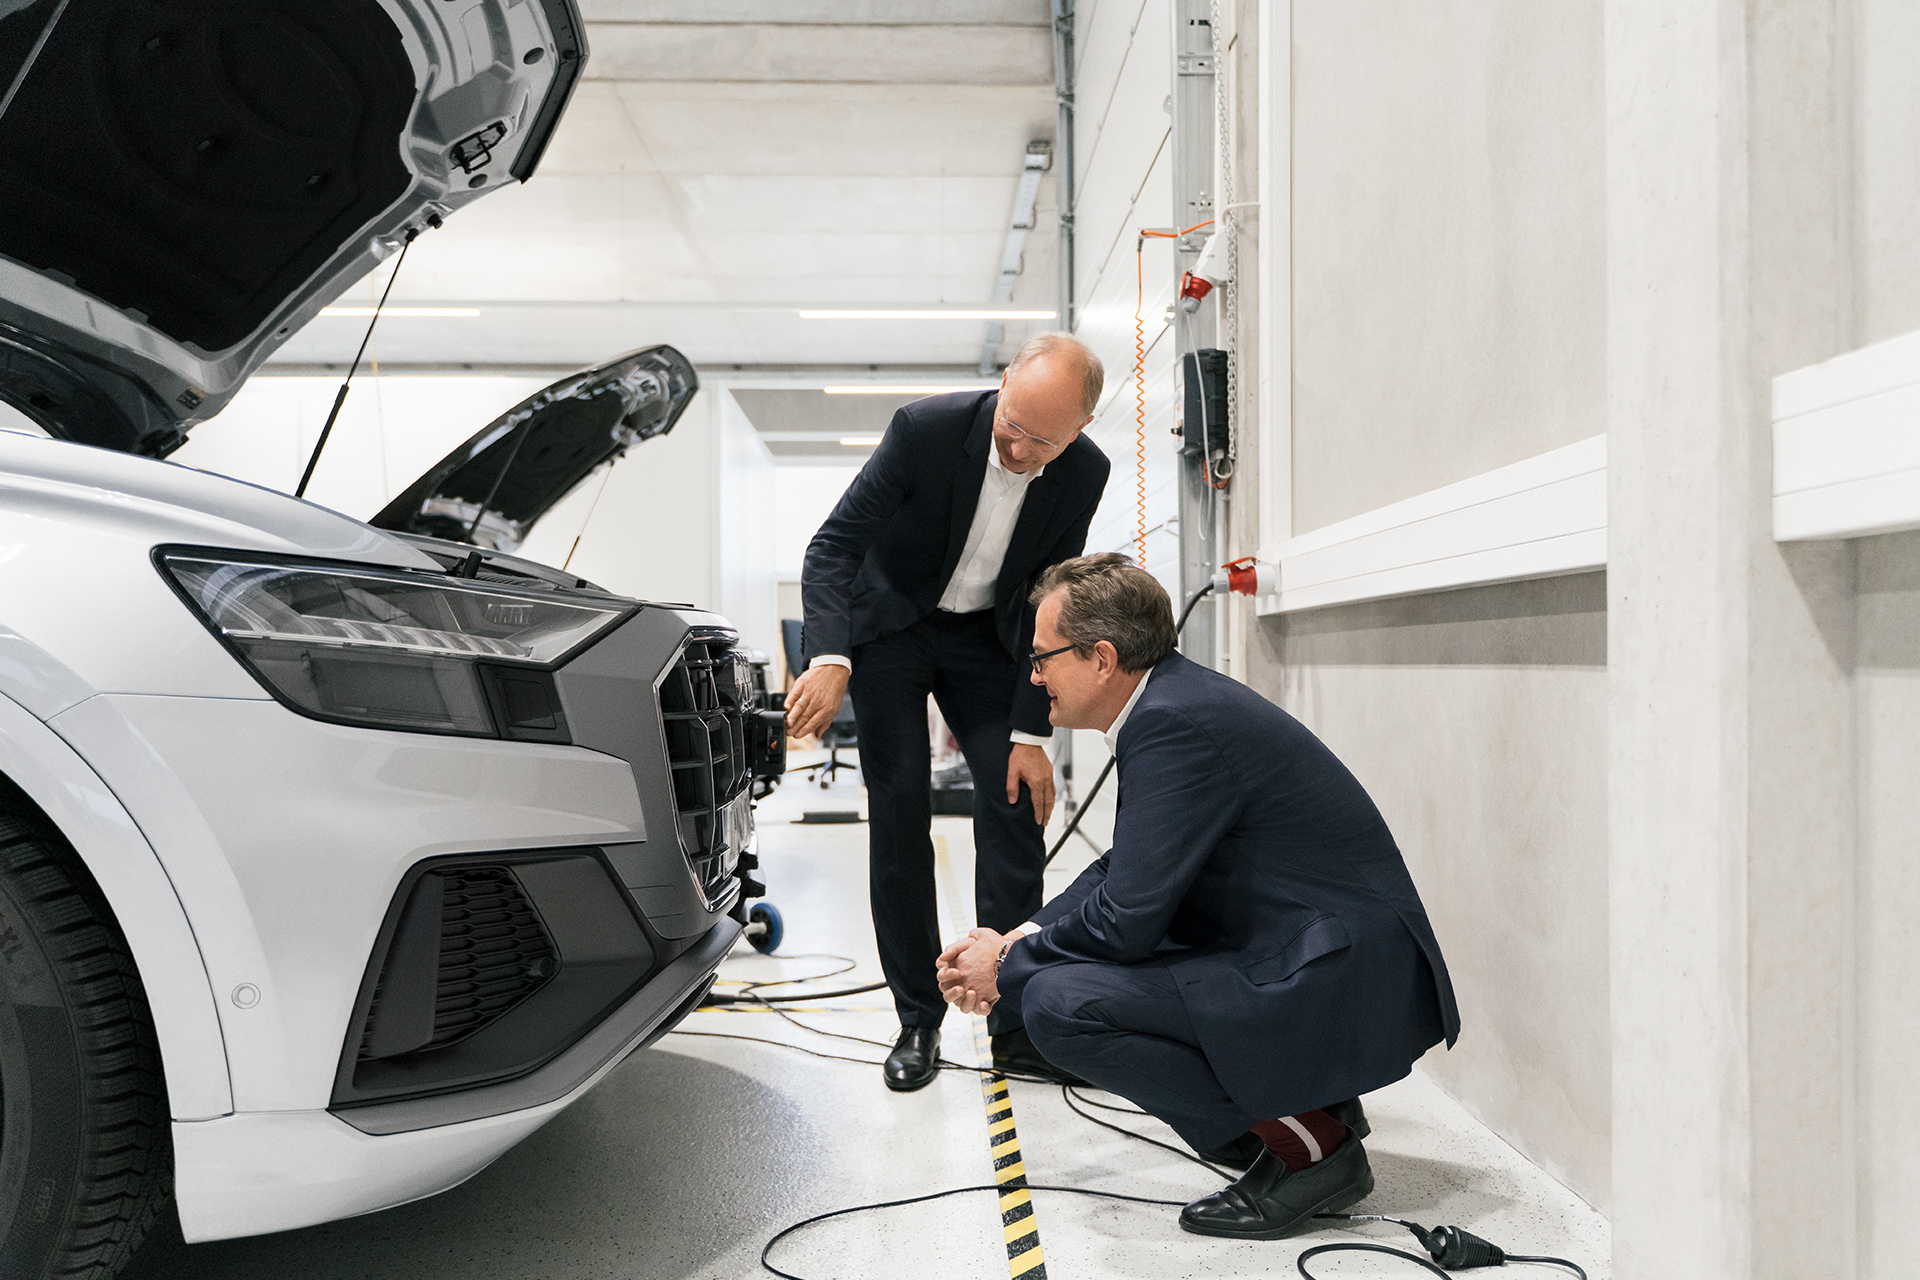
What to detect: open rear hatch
<box><xmin>371</xmin><ymin>345</ymin><xmax>698</xmax><ymax>555</ymax></box>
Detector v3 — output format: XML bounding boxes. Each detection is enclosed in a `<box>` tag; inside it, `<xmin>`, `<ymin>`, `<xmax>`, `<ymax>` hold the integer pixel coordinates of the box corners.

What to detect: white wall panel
<box><xmin>1773</xmin><ymin>326</ymin><xmax>1920</xmax><ymax>541</ymax></box>
<box><xmin>1256</xmin><ymin>436</ymin><xmax>1608</xmax><ymax>615</ymax></box>
<box><xmin>712</xmin><ymin>389</ymin><xmax>780</xmax><ymax>655</ymax></box>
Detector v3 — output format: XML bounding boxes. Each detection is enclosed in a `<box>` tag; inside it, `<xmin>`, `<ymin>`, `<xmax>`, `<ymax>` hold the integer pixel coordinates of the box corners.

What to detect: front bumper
<box><xmin>173</xmin><ymin>916</ymin><xmax>736</xmax><ymax>1242</ymax></box>
<box><xmin>45</xmin><ymin>601</ymin><xmax>766</xmax><ymax>1239</ymax></box>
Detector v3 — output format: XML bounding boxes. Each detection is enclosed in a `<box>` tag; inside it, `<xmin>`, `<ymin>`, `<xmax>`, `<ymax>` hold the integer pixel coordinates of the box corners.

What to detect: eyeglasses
<box><xmin>1029</xmin><ymin>643</ymin><xmax>1078</xmax><ymax>674</ymax></box>
<box><xmin>996</xmin><ymin>412</ymin><xmax>1064</xmax><ymax>455</ymax></box>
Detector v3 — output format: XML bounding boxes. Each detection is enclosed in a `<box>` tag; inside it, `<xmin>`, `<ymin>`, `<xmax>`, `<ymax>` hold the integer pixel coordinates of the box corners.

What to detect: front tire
<box><xmin>0</xmin><ymin>792</ymin><xmax>170</xmax><ymax>1279</ymax></box>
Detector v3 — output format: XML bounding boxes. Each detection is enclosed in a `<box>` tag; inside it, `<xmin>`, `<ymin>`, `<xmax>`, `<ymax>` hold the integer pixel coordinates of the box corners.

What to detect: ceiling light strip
<box><xmin>798</xmin><ymin>309</ymin><xmax>1057</xmax><ymax>321</ymax></box>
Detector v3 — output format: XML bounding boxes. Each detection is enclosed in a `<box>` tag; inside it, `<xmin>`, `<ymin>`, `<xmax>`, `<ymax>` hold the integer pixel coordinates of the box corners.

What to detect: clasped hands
<box><xmin>936</xmin><ymin>926</ymin><xmax>1010</xmax><ymax>1015</ymax></box>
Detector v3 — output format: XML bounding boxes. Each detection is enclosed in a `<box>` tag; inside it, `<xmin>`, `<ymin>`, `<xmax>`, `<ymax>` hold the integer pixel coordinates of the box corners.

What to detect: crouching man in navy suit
<box><xmin>936</xmin><ymin>553</ymin><xmax>1460</xmax><ymax>1240</ymax></box>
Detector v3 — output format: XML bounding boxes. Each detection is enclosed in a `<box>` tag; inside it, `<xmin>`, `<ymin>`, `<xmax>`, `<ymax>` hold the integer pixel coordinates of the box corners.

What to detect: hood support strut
<box><xmin>295</xmin><ymin>225</ymin><xmax>422</xmax><ymax>498</ymax></box>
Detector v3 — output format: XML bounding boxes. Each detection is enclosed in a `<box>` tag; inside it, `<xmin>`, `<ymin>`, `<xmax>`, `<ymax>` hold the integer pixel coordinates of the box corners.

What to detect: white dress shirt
<box><xmin>937</xmin><ymin>442</ymin><xmax>1043</xmax><ymax>612</ymax></box>
<box><xmin>811</xmin><ymin>443</ymin><xmax>1050</xmax><ymax>745</ymax></box>
<box><xmin>1101</xmin><ymin>663</ymin><xmax>1155</xmax><ymax>757</ymax></box>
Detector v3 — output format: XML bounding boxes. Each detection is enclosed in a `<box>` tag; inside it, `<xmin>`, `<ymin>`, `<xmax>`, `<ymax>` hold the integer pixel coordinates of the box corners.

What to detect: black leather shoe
<box><xmin>1197</xmin><ymin>1098</ymin><xmax>1370</xmax><ymax>1171</ymax></box>
<box><xmin>990</xmin><ymin>1026</ymin><xmax>1086</xmax><ymax>1085</ymax></box>
<box><xmin>1195</xmin><ymin>1130</ymin><xmax>1268</xmax><ymax>1171</ymax></box>
<box><xmin>1178</xmin><ymin>1136</ymin><xmax>1373</xmax><ymax>1240</ymax></box>
<box><xmin>1325</xmin><ymin>1097</ymin><xmax>1370</xmax><ymax>1139</ymax></box>
<box><xmin>884</xmin><ymin>1026</ymin><xmax>941</xmax><ymax>1092</ymax></box>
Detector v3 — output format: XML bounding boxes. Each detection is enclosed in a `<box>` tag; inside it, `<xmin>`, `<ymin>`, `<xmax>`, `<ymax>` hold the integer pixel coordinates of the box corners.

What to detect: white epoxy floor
<box><xmin>126</xmin><ymin>752</ymin><xmax>1610</xmax><ymax>1280</ymax></box>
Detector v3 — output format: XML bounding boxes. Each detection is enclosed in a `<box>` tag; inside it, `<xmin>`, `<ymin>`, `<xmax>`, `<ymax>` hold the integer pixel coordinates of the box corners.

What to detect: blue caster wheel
<box><xmin>747</xmin><ymin>901</ymin><xmax>784</xmax><ymax>954</ymax></box>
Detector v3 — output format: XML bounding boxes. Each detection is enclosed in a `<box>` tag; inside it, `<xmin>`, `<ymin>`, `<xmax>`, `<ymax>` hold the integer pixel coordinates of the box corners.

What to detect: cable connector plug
<box><xmin>1211</xmin><ymin>556</ymin><xmax>1274</xmax><ymax>597</ymax></box>
<box><xmin>1411</xmin><ymin>1224</ymin><xmax>1507</xmax><ymax>1269</ymax></box>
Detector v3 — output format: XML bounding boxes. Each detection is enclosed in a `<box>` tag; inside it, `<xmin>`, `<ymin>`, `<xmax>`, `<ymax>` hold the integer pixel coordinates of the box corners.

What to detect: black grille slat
<box><xmin>658</xmin><ymin>634</ymin><xmax>753</xmax><ymax>904</ymax></box>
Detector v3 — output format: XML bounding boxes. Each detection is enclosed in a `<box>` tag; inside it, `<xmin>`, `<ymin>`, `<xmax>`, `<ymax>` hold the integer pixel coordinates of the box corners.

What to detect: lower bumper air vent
<box><xmin>335</xmin><ymin>852</ymin><xmax>657</xmax><ymax>1108</ymax></box>
<box><xmin>358</xmin><ymin>867</ymin><xmax>557</xmax><ymax>1063</ymax></box>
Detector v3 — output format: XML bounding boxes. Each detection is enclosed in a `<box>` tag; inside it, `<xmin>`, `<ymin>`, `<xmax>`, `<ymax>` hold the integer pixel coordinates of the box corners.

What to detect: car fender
<box><xmin>0</xmin><ymin>690</ymin><xmax>232</xmax><ymax>1119</ymax></box>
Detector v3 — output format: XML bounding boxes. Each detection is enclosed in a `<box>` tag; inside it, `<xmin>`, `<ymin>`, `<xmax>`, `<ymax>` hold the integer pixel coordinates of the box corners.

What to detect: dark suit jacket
<box><xmin>800</xmin><ymin>390</ymin><xmax>1110</xmax><ymax>736</ymax></box>
<box><xmin>999</xmin><ymin>652</ymin><xmax>1461</xmax><ymax>1119</ymax></box>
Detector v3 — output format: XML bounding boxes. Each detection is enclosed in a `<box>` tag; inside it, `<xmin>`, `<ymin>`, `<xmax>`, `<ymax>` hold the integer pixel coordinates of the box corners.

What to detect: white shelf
<box><xmin>1773</xmin><ymin>327</ymin><xmax>1920</xmax><ymax>541</ymax></box>
<box><xmin>1255</xmin><ymin>436</ymin><xmax>1607</xmax><ymax>615</ymax></box>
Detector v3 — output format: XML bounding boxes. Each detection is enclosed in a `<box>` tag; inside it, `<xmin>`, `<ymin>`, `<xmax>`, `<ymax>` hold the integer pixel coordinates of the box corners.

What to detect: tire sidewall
<box><xmin>0</xmin><ymin>871</ymin><xmax>87</xmax><ymax>1277</ymax></box>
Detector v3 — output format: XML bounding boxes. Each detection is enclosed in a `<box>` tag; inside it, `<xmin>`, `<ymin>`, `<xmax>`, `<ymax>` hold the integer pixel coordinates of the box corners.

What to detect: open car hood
<box><xmin>0</xmin><ymin>0</ymin><xmax>585</xmax><ymax>457</ymax></box>
<box><xmin>370</xmin><ymin>345</ymin><xmax>697</xmax><ymax>554</ymax></box>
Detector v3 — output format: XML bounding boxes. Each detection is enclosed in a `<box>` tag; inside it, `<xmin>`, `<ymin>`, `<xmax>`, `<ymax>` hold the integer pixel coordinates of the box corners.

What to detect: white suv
<box><xmin>0</xmin><ymin>4</ymin><xmax>780</xmax><ymax>1276</ymax></box>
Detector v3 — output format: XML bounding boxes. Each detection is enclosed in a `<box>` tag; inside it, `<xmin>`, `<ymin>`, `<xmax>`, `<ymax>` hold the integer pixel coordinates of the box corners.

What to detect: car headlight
<box><xmin>157</xmin><ymin>549</ymin><xmax>630</xmax><ymax>739</ymax></box>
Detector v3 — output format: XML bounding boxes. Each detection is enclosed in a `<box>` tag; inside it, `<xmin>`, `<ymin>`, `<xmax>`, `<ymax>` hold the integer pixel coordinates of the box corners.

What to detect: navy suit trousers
<box><xmin>850</xmin><ymin>609</ymin><xmax>1046</xmax><ymax>1035</ymax></box>
<box><xmin>1012</xmin><ymin>960</ymin><xmax>1261</xmax><ymax>1151</ymax></box>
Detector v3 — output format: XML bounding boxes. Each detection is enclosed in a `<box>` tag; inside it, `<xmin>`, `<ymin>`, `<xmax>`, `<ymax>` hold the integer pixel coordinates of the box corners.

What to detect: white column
<box><xmin>1606</xmin><ymin>1</ymin><xmax>1854</xmax><ymax>1277</ymax></box>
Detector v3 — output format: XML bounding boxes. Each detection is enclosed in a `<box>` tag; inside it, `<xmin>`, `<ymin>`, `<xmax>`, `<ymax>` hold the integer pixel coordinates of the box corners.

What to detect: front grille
<box><xmin>358</xmin><ymin>867</ymin><xmax>557</xmax><ymax>1063</ymax></box>
<box><xmin>657</xmin><ymin>631</ymin><xmax>752</xmax><ymax>903</ymax></box>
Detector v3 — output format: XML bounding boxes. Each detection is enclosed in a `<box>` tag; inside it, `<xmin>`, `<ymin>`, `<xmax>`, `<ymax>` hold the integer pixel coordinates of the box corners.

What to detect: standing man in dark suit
<box><xmin>937</xmin><ymin>553</ymin><xmax>1460</xmax><ymax>1239</ymax></box>
<box><xmin>785</xmin><ymin>333</ymin><xmax>1112</xmax><ymax>1091</ymax></box>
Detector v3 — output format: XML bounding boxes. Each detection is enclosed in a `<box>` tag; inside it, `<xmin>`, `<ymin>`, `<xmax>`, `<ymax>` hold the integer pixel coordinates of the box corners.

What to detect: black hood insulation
<box><xmin>0</xmin><ymin>0</ymin><xmax>416</xmax><ymax>354</ymax></box>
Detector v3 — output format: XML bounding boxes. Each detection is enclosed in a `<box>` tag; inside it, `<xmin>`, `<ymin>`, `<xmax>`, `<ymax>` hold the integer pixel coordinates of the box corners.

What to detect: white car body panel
<box><xmin>0</xmin><ymin>692</ymin><xmax>231</xmax><ymax>1119</ymax></box>
<box><xmin>0</xmin><ymin>433</ymin><xmax>436</xmax><ymax>701</ymax></box>
<box><xmin>50</xmin><ymin>693</ymin><xmax>646</xmax><ymax>1114</ymax></box>
<box><xmin>173</xmin><ymin>1024</ymin><xmax>644</xmax><ymax>1245</ymax></box>
<box><xmin>0</xmin><ymin>433</ymin><xmax>746</xmax><ymax>1241</ymax></box>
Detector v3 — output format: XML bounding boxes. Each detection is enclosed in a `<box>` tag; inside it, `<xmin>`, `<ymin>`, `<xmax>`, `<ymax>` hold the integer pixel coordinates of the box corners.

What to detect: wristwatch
<box><xmin>995</xmin><ymin>940</ymin><xmax>1013</xmax><ymax>975</ymax></box>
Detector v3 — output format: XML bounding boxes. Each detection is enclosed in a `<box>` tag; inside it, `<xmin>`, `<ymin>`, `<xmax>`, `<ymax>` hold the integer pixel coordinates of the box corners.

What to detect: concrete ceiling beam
<box><xmin>582</xmin><ymin>22</ymin><xmax>1054</xmax><ymax>85</ymax></box>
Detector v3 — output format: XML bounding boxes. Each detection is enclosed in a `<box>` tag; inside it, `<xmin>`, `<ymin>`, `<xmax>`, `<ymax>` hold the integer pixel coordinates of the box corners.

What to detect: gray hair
<box><xmin>1005</xmin><ymin>332</ymin><xmax>1104</xmax><ymax>418</ymax></box>
<box><xmin>1030</xmin><ymin>553</ymin><xmax>1176</xmax><ymax>673</ymax></box>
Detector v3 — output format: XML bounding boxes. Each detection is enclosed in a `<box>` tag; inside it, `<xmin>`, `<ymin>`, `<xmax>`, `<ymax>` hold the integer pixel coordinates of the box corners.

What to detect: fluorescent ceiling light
<box><xmin>319</xmin><ymin>306</ymin><xmax>481</xmax><ymax>317</ymax></box>
<box><xmin>823</xmin><ymin>385</ymin><xmax>997</xmax><ymax>396</ymax></box>
<box><xmin>797</xmin><ymin>309</ymin><xmax>1056</xmax><ymax>320</ymax></box>
<box><xmin>839</xmin><ymin>437</ymin><xmax>885</xmax><ymax>446</ymax></box>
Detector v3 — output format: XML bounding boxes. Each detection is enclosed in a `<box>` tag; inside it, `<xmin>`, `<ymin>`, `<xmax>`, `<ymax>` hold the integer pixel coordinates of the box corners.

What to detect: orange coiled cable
<box><xmin>1131</xmin><ymin>222</ymin><xmax>1215</xmax><ymax>566</ymax></box>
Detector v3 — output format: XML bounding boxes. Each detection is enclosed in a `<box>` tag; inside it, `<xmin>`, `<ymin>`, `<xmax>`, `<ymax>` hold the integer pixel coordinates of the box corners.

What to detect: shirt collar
<box><xmin>1102</xmin><ymin>662</ymin><xmax>1157</xmax><ymax>755</ymax></box>
<box><xmin>986</xmin><ymin>436</ymin><xmax>1045</xmax><ymax>482</ymax></box>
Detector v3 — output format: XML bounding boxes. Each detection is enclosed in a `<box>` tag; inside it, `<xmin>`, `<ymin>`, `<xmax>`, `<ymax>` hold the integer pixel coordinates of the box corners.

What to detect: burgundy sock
<box><xmin>1248</xmin><ymin>1109</ymin><xmax>1347</xmax><ymax>1172</ymax></box>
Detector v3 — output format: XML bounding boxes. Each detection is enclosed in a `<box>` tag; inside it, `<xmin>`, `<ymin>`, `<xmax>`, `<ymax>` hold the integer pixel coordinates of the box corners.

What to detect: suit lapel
<box><xmin>936</xmin><ymin>395</ymin><xmax>995</xmax><ymax>594</ymax></box>
<box><xmin>996</xmin><ymin>468</ymin><xmax>1059</xmax><ymax>600</ymax></box>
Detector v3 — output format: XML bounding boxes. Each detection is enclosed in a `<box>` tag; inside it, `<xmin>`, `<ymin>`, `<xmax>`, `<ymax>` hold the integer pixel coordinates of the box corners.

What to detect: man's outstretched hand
<box><xmin>1006</xmin><ymin>743</ymin><xmax>1055</xmax><ymax>827</ymax></box>
<box><xmin>785</xmin><ymin>663</ymin><xmax>850</xmax><ymax>739</ymax></box>
<box><xmin>936</xmin><ymin>927</ymin><xmax>1007</xmax><ymax>1015</ymax></box>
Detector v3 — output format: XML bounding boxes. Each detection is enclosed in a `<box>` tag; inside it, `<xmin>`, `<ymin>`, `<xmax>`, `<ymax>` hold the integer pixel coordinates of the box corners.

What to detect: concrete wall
<box><xmin>1288</xmin><ymin>0</ymin><xmax>1607</xmax><ymax>532</ymax></box>
<box><xmin>1854</xmin><ymin>0</ymin><xmax>1920</xmax><ymax>346</ymax></box>
<box><xmin>1229</xmin><ymin>0</ymin><xmax>1615</xmax><ymax>1211</ymax></box>
<box><xmin>1075</xmin><ymin>1</ymin><xmax>1920</xmax><ymax>1264</ymax></box>
<box><xmin>1251</xmin><ymin>575</ymin><xmax>1611</xmax><ymax>1205</ymax></box>
<box><xmin>1853</xmin><ymin>531</ymin><xmax>1920</xmax><ymax>1278</ymax></box>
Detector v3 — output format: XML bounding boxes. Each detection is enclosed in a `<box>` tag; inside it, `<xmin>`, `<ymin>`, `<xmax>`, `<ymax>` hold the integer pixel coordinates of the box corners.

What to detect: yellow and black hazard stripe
<box><xmin>976</xmin><ymin>1025</ymin><xmax>1047</xmax><ymax>1278</ymax></box>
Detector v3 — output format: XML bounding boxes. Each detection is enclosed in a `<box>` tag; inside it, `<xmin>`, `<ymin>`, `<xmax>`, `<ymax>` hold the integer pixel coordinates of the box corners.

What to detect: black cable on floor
<box><xmin>685</xmin><ymin>1003</ymin><xmax>1594</xmax><ymax>1280</ymax></box>
<box><xmin>761</xmin><ymin>1184</ymin><xmax>1186</xmax><ymax>1280</ymax></box>
<box><xmin>1297</xmin><ymin>1241</ymin><xmax>1449</xmax><ymax>1278</ymax></box>
<box><xmin>701</xmin><ymin>952</ymin><xmax>888</xmax><ymax>1005</ymax></box>
<box><xmin>1060</xmin><ymin>1084</ymin><xmax>1235</xmax><ymax>1178</ymax></box>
